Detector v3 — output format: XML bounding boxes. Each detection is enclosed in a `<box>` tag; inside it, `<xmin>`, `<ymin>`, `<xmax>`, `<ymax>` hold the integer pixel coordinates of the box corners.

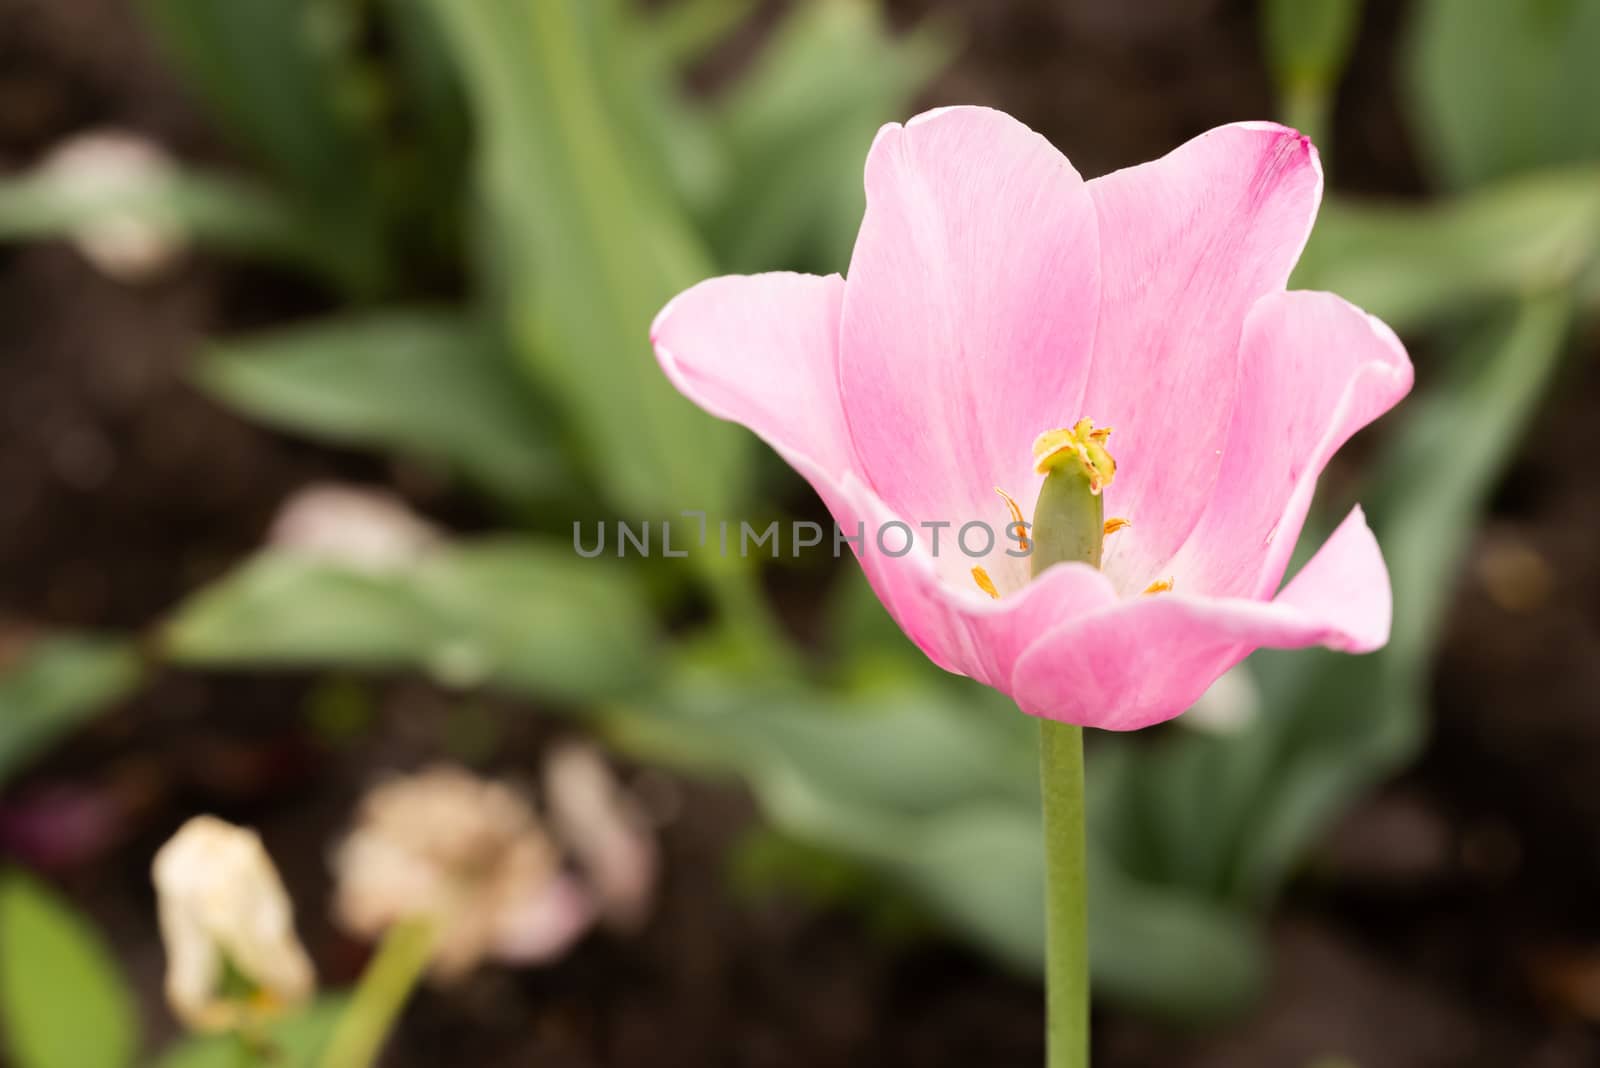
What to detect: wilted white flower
<box><xmin>268</xmin><ymin>483</ymin><xmax>442</xmax><ymax>572</ymax></box>
<box><xmin>39</xmin><ymin>129</ymin><xmax>185</xmax><ymax>283</ymax></box>
<box><xmin>151</xmin><ymin>816</ymin><xmax>315</xmax><ymax>1033</ymax></box>
<box><xmin>331</xmin><ymin>765</ymin><xmax>593</xmax><ymax>981</ymax></box>
<box><xmin>544</xmin><ymin>742</ymin><xmax>659</xmax><ymax>931</ymax></box>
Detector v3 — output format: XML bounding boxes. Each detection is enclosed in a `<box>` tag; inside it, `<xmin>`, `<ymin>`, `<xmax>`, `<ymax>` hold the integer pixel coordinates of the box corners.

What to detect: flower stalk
<box><xmin>1039</xmin><ymin>719</ymin><xmax>1089</xmax><ymax>1068</ymax></box>
<box><xmin>318</xmin><ymin>919</ymin><xmax>436</xmax><ymax>1068</ymax></box>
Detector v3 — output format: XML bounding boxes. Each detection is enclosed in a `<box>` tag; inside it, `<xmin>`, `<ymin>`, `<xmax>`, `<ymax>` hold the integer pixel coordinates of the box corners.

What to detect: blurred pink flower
<box><xmin>652</xmin><ymin>106</ymin><xmax>1412</xmax><ymax>730</ymax></box>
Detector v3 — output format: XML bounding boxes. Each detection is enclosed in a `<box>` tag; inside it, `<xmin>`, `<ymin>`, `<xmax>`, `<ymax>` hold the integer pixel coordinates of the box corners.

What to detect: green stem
<box><xmin>1282</xmin><ymin>81</ymin><xmax>1332</xmax><ymax>161</ymax></box>
<box><xmin>700</xmin><ymin>554</ymin><xmax>801</xmax><ymax>678</ymax></box>
<box><xmin>1040</xmin><ymin>719</ymin><xmax>1089</xmax><ymax>1068</ymax></box>
<box><xmin>318</xmin><ymin>919</ymin><xmax>436</xmax><ymax>1068</ymax></box>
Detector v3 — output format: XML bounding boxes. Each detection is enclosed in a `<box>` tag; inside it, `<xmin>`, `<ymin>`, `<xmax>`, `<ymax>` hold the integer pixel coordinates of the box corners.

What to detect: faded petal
<box><xmin>1009</xmin><ymin>507</ymin><xmax>1390</xmax><ymax>731</ymax></box>
<box><xmin>544</xmin><ymin>742</ymin><xmax>658</xmax><ymax>932</ymax></box>
<box><xmin>839</xmin><ymin>106</ymin><xmax>1101</xmax><ymax>532</ymax></box>
<box><xmin>1084</xmin><ymin>123</ymin><xmax>1323</xmax><ymax>590</ymax></box>
<box><xmin>488</xmin><ymin>873</ymin><xmax>595</xmax><ymax>965</ymax></box>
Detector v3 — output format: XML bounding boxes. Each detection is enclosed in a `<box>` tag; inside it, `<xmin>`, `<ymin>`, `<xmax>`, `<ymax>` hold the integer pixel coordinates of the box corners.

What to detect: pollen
<box><xmin>1032</xmin><ymin>419</ymin><xmax>1116</xmax><ymax>494</ymax></box>
<box><xmin>994</xmin><ymin>487</ymin><xmax>1031</xmax><ymax>551</ymax></box>
<box><xmin>1143</xmin><ymin>577</ymin><xmax>1174</xmax><ymax>595</ymax></box>
<box><xmin>1102</xmin><ymin>517</ymin><xmax>1131</xmax><ymax>536</ymax></box>
<box><xmin>972</xmin><ymin>566</ymin><xmax>1000</xmax><ymax>600</ymax></box>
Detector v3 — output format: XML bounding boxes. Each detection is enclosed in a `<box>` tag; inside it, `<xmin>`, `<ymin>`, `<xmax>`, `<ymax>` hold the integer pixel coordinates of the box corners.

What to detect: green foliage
<box><xmin>608</xmin><ymin>666</ymin><xmax>1263</xmax><ymax>1020</ymax></box>
<box><xmin>24</xmin><ymin>0</ymin><xmax>1579</xmax><ymax>1028</ymax></box>
<box><xmin>1297</xmin><ymin>170</ymin><xmax>1600</xmax><ymax>333</ymax></box>
<box><xmin>708</xmin><ymin>0</ymin><xmax>952</xmax><ymax>272</ymax></box>
<box><xmin>1263</xmin><ymin>0</ymin><xmax>1363</xmax><ymax>147</ymax></box>
<box><xmin>140</xmin><ymin>0</ymin><xmax>386</xmax><ymax>290</ymax></box>
<box><xmin>154</xmin><ymin>998</ymin><xmax>349</xmax><ymax>1068</ymax></box>
<box><xmin>0</xmin><ymin>871</ymin><xmax>138</xmax><ymax>1068</ymax></box>
<box><xmin>162</xmin><ymin>541</ymin><xmax>659</xmax><ymax>702</ymax></box>
<box><xmin>0</xmin><ymin>637</ymin><xmax>142</xmax><ymax>785</ymax></box>
<box><xmin>1264</xmin><ymin>0</ymin><xmax>1363</xmax><ymax>89</ymax></box>
<box><xmin>1408</xmin><ymin>0</ymin><xmax>1600</xmax><ymax>189</ymax></box>
<box><xmin>1095</xmin><ymin>294</ymin><xmax>1574</xmax><ymax>910</ymax></box>
<box><xmin>193</xmin><ymin>312</ymin><xmax>566</xmax><ymax>507</ymax></box>
<box><xmin>427</xmin><ymin>0</ymin><xmax>750</xmax><ymax>522</ymax></box>
<box><xmin>0</xmin><ymin>165</ymin><xmax>354</xmax><ymax>288</ymax></box>
<box><xmin>651</xmin><ymin>0</ymin><xmax>760</xmax><ymax>65</ymax></box>
<box><xmin>317</xmin><ymin>922</ymin><xmax>434</xmax><ymax>1068</ymax></box>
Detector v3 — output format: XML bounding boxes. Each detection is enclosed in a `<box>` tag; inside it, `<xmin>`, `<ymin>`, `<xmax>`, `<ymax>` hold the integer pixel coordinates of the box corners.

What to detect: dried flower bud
<box><xmin>151</xmin><ymin>816</ymin><xmax>315</xmax><ymax>1033</ymax></box>
<box><xmin>39</xmin><ymin>129</ymin><xmax>185</xmax><ymax>283</ymax></box>
<box><xmin>268</xmin><ymin>483</ymin><xmax>442</xmax><ymax>572</ymax></box>
<box><xmin>332</xmin><ymin>766</ymin><xmax>593</xmax><ymax>981</ymax></box>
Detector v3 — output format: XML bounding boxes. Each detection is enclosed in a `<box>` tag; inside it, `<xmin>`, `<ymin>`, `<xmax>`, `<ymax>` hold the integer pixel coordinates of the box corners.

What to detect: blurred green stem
<box><xmin>1282</xmin><ymin>81</ymin><xmax>1332</xmax><ymax>156</ymax></box>
<box><xmin>1040</xmin><ymin>719</ymin><xmax>1088</xmax><ymax>1068</ymax></box>
<box><xmin>318</xmin><ymin>919</ymin><xmax>435</xmax><ymax>1068</ymax></box>
<box><xmin>702</xmin><ymin>558</ymin><xmax>800</xmax><ymax>676</ymax></box>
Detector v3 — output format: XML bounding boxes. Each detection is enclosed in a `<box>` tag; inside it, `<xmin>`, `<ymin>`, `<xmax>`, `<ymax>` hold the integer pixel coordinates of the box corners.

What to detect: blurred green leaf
<box><xmin>379</xmin><ymin>0</ymin><xmax>469</xmax><ymax>168</ymax></box>
<box><xmin>155</xmin><ymin>997</ymin><xmax>349</xmax><ymax>1068</ymax></box>
<box><xmin>193</xmin><ymin>311</ymin><xmax>566</xmax><ymax>506</ymax></box>
<box><xmin>1097</xmin><ymin>293</ymin><xmax>1575</xmax><ymax>907</ymax></box>
<box><xmin>429</xmin><ymin>0</ymin><xmax>749</xmax><ymax>521</ymax></box>
<box><xmin>570</xmin><ymin>0</ymin><xmax>730</xmax><ymax>216</ymax></box>
<box><xmin>1263</xmin><ymin>0</ymin><xmax>1362</xmax><ymax>149</ymax></box>
<box><xmin>140</xmin><ymin>0</ymin><xmax>385</xmax><ymax>289</ymax></box>
<box><xmin>162</xmin><ymin>540</ymin><xmax>659</xmax><ymax>701</ymax></box>
<box><xmin>709</xmin><ymin>0</ymin><xmax>950</xmax><ymax>272</ymax></box>
<box><xmin>0</xmin><ymin>165</ymin><xmax>359</xmax><ymax>289</ymax></box>
<box><xmin>1408</xmin><ymin>0</ymin><xmax>1600</xmax><ymax>188</ymax></box>
<box><xmin>1264</xmin><ymin>0</ymin><xmax>1363</xmax><ymax>88</ymax></box>
<box><xmin>0</xmin><ymin>871</ymin><xmax>138</xmax><ymax>1068</ymax></box>
<box><xmin>651</xmin><ymin>0</ymin><xmax>759</xmax><ymax>65</ymax></box>
<box><xmin>1296</xmin><ymin>171</ymin><xmax>1600</xmax><ymax>333</ymax></box>
<box><xmin>608</xmin><ymin>670</ymin><xmax>1263</xmax><ymax>1020</ymax></box>
<box><xmin>0</xmin><ymin>637</ymin><xmax>142</xmax><ymax>784</ymax></box>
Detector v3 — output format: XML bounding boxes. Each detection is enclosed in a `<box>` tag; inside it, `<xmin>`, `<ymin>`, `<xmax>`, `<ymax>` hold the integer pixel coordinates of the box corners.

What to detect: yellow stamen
<box><xmin>1031</xmin><ymin>419</ymin><xmax>1117</xmax><ymax>494</ymax></box>
<box><xmin>1102</xmin><ymin>517</ymin><xmax>1131</xmax><ymax>536</ymax></box>
<box><xmin>1143</xmin><ymin>578</ymin><xmax>1174</xmax><ymax>595</ymax></box>
<box><xmin>972</xmin><ymin>566</ymin><xmax>1000</xmax><ymax>600</ymax></box>
<box><xmin>994</xmin><ymin>486</ymin><xmax>1031</xmax><ymax>551</ymax></box>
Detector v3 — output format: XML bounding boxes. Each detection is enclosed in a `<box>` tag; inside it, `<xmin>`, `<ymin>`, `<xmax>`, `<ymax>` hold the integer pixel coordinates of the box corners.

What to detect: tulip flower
<box><xmin>654</xmin><ymin>106</ymin><xmax>1409</xmax><ymax>730</ymax></box>
<box><xmin>651</xmin><ymin>106</ymin><xmax>1411</xmax><ymax>1067</ymax></box>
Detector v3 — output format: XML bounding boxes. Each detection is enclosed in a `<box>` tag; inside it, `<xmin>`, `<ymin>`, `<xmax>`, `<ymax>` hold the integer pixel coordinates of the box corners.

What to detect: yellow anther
<box><xmin>994</xmin><ymin>487</ymin><xmax>1030</xmax><ymax>551</ymax></box>
<box><xmin>1032</xmin><ymin>419</ymin><xmax>1117</xmax><ymax>494</ymax></box>
<box><xmin>1102</xmin><ymin>517</ymin><xmax>1131</xmax><ymax>536</ymax></box>
<box><xmin>972</xmin><ymin>566</ymin><xmax>1000</xmax><ymax>600</ymax></box>
<box><xmin>1142</xmin><ymin>577</ymin><xmax>1174</xmax><ymax>595</ymax></box>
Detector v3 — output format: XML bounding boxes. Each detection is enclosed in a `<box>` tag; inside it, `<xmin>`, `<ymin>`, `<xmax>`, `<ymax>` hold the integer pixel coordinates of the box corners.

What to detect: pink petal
<box><xmin>651</xmin><ymin>270</ymin><xmax>881</xmax><ymax>556</ymax></box>
<box><xmin>1009</xmin><ymin>507</ymin><xmax>1390</xmax><ymax>731</ymax></box>
<box><xmin>652</xmin><ymin>272</ymin><xmax>851</xmax><ymax>481</ymax></box>
<box><xmin>1084</xmin><ymin>123</ymin><xmax>1323</xmax><ymax>591</ymax></box>
<box><xmin>1168</xmin><ymin>290</ymin><xmax>1413</xmax><ymax>599</ymax></box>
<box><xmin>838</xmin><ymin>106</ymin><xmax>1101</xmax><ymax>533</ymax></box>
<box><xmin>838</xmin><ymin>469</ymin><xmax>1120</xmax><ymax>687</ymax></box>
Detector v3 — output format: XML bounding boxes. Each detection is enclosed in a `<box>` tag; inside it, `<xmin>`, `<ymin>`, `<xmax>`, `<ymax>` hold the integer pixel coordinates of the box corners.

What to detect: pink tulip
<box><xmin>652</xmin><ymin>106</ymin><xmax>1412</xmax><ymax>731</ymax></box>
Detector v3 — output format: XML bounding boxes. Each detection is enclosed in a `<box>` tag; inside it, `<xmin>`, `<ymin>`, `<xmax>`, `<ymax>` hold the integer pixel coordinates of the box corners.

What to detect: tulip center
<box><xmin>970</xmin><ymin>419</ymin><xmax>1171</xmax><ymax>599</ymax></box>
